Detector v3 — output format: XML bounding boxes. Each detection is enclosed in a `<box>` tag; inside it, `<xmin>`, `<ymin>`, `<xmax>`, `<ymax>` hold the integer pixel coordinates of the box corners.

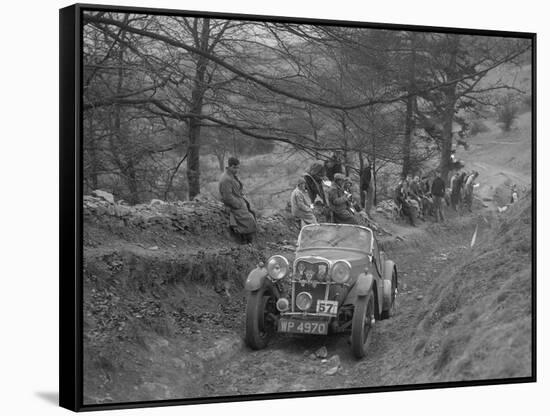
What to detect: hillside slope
<box><xmin>385</xmin><ymin>192</ymin><xmax>532</xmax><ymax>383</ymax></box>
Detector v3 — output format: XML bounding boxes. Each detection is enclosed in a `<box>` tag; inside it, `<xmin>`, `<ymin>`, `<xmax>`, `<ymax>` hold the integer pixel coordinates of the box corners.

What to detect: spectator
<box><xmin>328</xmin><ymin>173</ymin><xmax>358</xmax><ymax>224</ymax></box>
<box><xmin>431</xmin><ymin>170</ymin><xmax>446</xmax><ymax>222</ymax></box>
<box><xmin>304</xmin><ymin>160</ymin><xmax>327</xmax><ymax>205</ymax></box>
<box><xmin>324</xmin><ymin>151</ymin><xmax>345</xmax><ymax>181</ymax></box>
<box><xmin>463</xmin><ymin>171</ymin><xmax>479</xmax><ymax>212</ymax></box>
<box><xmin>218</xmin><ymin>157</ymin><xmax>257</xmax><ymax>244</ymax></box>
<box><xmin>290</xmin><ymin>177</ymin><xmax>317</xmax><ymax>228</ymax></box>
<box><xmin>394</xmin><ymin>180</ymin><xmax>416</xmax><ymax>226</ymax></box>
<box><xmin>360</xmin><ymin>162</ymin><xmax>372</xmax><ymax>211</ymax></box>
<box><xmin>344</xmin><ymin>177</ymin><xmax>362</xmax><ymax>213</ymax></box>
<box><xmin>510</xmin><ymin>184</ymin><xmax>519</xmax><ymax>204</ymax></box>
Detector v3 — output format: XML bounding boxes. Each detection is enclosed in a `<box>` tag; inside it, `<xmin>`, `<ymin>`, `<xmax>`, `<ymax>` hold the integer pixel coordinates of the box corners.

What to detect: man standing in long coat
<box><xmin>219</xmin><ymin>157</ymin><xmax>257</xmax><ymax>243</ymax></box>
<box><xmin>290</xmin><ymin>177</ymin><xmax>317</xmax><ymax>227</ymax></box>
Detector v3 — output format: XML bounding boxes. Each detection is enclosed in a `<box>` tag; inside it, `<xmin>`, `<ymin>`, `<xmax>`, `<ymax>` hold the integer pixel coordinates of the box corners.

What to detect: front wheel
<box><xmin>351</xmin><ymin>291</ymin><xmax>375</xmax><ymax>359</ymax></box>
<box><xmin>244</xmin><ymin>286</ymin><xmax>277</xmax><ymax>350</ymax></box>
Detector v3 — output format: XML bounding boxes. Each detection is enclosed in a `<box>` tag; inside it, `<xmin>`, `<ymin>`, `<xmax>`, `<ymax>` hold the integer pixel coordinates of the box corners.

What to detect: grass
<box><xmin>411</xmin><ymin>192</ymin><xmax>532</xmax><ymax>381</ymax></box>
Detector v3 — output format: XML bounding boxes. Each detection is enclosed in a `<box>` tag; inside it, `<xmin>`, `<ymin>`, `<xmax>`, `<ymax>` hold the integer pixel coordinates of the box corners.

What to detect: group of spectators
<box><xmin>291</xmin><ymin>152</ymin><xmax>373</xmax><ymax>228</ymax></box>
<box><xmin>394</xmin><ymin>172</ymin><xmax>444</xmax><ymax>226</ymax></box>
<box><xmin>394</xmin><ymin>169</ymin><xmax>480</xmax><ymax>226</ymax></box>
<box><xmin>450</xmin><ymin>170</ymin><xmax>480</xmax><ymax>213</ymax></box>
<box><xmin>217</xmin><ymin>152</ymin><xmax>368</xmax><ymax>244</ymax></box>
<box><xmin>217</xmin><ymin>152</ymin><xmax>482</xmax><ymax>245</ymax></box>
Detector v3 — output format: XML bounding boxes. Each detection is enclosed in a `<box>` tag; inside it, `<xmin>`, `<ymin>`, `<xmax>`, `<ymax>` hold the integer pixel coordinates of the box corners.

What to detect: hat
<box><xmin>334</xmin><ymin>173</ymin><xmax>345</xmax><ymax>182</ymax></box>
<box><xmin>344</xmin><ymin>176</ymin><xmax>352</xmax><ymax>184</ymax></box>
<box><xmin>228</xmin><ymin>157</ymin><xmax>240</xmax><ymax>167</ymax></box>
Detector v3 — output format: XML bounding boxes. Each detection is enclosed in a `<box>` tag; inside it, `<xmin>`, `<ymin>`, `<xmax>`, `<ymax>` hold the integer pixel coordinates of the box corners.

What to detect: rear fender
<box><xmin>343</xmin><ymin>272</ymin><xmax>374</xmax><ymax>306</ymax></box>
<box><xmin>382</xmin><ymin>261</ymin><xmax>397</xmax><ymax>311</ymax></box>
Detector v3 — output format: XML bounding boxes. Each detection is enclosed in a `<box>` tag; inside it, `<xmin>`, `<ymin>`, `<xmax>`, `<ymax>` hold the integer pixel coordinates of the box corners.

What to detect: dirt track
<box><xmin>180</xmin><ymin>219</ymin><xmax>483</xmax><ymax>398</ymax></box>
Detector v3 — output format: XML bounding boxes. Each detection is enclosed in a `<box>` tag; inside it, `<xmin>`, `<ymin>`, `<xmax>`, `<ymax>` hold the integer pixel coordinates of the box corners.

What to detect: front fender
<box><xmin>356</xmin><ymin>272</ymin><xmax>374</xmax><ymax>296</ymax></box>
<box><xmin>343</xmin><ymin>272</ymin><xmax>374</xmax><ymax>305</ymax></box>
<box><xmin>244</xmin><ymin>267</ymin><xmax>268</xmax><ymax>292</ymax></box>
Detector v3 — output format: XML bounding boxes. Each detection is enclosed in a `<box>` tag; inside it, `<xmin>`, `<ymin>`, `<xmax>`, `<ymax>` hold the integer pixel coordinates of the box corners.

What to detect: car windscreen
<box><xmin>298</xmin><ymin>225</ymin><xmax>372</xmax><ymax>251</ymax></box>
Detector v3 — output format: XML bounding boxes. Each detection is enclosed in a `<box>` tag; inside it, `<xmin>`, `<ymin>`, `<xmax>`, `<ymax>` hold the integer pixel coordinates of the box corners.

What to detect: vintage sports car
<box><xmin>244</xmin><ymin>223</ymin><xmax>398</xmax><ymax>358</ymax></box>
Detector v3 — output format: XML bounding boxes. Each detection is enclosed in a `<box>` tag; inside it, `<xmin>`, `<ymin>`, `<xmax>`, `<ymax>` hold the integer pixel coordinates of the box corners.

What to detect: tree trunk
<box><xmin>86</xmin><ymin>115</ymin><xmax>99</xmax><ymax>191</ymax></box>
<box><xmin>402</xmin><ymin>96</ymin><xmax>414</xmax><ymax>177</ymax></box>
<box><xmin>186</xmin><ymin>18</ymin><xmax>210</xmax><ymax>200</ymax></box>
<box><xmin>371</xmin><ymin>140</ymin><xmax>377</xmax><ymax>206</ymax></box>
<box><xmin>216</xmin><ymin>152</ymin><xmax>225</xmax><ymax>172</ymax></box>
<box><xmin>440</xmin><ymin>104</ymin><xmax>455</xmax><ymax>184</ymax></box>
<box><xmin>402</xmin><ymin>33</ymin><xmax>417</xmax><ymax>177</ymax></box>
<box><xmin>439</xmin><ymin>36</ymin><xmax>459</xmax><ymax>184</ymax></box>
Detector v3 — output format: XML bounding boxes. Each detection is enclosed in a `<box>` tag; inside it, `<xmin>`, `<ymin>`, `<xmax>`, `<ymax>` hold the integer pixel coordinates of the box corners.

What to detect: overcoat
<box><xmin>290</xmin><ymin>187</ymin><xmax>317</xmax><ymax>224</ymax></box>
<box><xmin>219</xmin><ymin>170</ymin><xmax>257</xmax><ymax>234</ymax></box>
<box><xmin>327</xmin><ymin>183</ymin><xmax>356</xmax><ymax>224</ymax></box>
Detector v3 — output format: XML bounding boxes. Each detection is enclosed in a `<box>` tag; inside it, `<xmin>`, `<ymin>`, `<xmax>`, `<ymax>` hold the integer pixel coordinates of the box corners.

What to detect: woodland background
<box><xmin>82</xmin><ymin>13</ymin><xmax>531</xmax><ymax>208</ymax></box>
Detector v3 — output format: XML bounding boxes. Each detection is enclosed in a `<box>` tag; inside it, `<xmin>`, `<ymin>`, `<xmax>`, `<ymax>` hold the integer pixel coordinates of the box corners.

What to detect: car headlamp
<box><xmin>331</xmin><ymin>261</ymin><xmax>351</xmax><ymax>284</ymax></box>
<box><xmin>296</xmin><ymin>292</ymin><xmax>313</xmax><ymax>311</ymax></box>
<box><xmin>276</xmin><ymin>298</ymin><xmax>290</xmax><ymax>312</ymax></box>
<box><xmin>267</xmin><ymin>255</ymin><xmax>289</xmax><ymax>280</ymax></box>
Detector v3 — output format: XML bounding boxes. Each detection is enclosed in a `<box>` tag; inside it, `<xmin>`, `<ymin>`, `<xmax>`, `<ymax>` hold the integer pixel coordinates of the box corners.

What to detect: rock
<box><xmin>92</xmin><ymin>189</ymin><xmax>115</xmax><ymax>204</ymax></box>
<box><xmin>324</xmin><ymin>366</ymin><xmax>339</xmax><ymax>376</ymax></box>
<box><xmin>416</xmin><ymin>295</ymin><xmax>424</xmax><ymax>301</ymax></box>
<box><xmin>148</xmin><ymin>246</ymin><xmax>159</xmax><ymax>250</ymax></box>
<box><xmin>326</xmin><ymin>354</ymin><xmax>341</xmax><ymax>368</ymax></box>
<box><xmin>149</xmin><ymin>199</ymin><xmax>166</xmax><ymax>206</ymax></box>
<box><xmin>315</xmin><ymin>346</ymin><xmax>328</xmax><ymax>359</ymax></box>
<box><xmin>308</xmin><ymin>353</ymin><xmax>317</xmax><ymax>360</ymax></box>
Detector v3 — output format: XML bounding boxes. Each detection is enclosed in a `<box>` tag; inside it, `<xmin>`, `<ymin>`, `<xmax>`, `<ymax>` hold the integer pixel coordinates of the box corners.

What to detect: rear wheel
<box><xmin>381</xmin><ymin>269</ymin><xmax>397</xmax><ymax>320</ymax></box>
<box><xmin>351</xmin><ymin>291</ymin><xmax>375</xmax><ymax>359</ymax></box>
<box><xmin>244</xmin><ymin>286</ymin><xmax>277</xmax><ymax>350</ymax></box>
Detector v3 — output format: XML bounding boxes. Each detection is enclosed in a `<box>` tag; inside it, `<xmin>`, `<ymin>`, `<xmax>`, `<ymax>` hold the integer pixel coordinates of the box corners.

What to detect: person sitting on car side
<box><xmin>290</xmin><ymin>177</ymin><xmax>318</xmax><ymax>228</ymax></box>
<box><xmin>328</xmin><ymin>173</ymin><xmax>358</xmax><ymax>224</ymax></box>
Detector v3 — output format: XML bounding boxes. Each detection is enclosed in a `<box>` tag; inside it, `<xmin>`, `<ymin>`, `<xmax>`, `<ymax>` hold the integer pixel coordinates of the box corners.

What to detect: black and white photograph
<box><xmin>59</xmin><ymin>2</ymin><xmax>534</xmax><ymax>411</ymax></box>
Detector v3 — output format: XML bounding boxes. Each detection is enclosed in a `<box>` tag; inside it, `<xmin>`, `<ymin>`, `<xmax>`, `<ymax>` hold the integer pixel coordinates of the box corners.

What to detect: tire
<box><xmin>381</xmin><ymin>269</ymin><xmax>397</xmax><ymax>320</ymax></box>
<box><xmin>351</xmin><ymin>291</ymin><xmax>375</xmax><ymax>359</ymax></box>
<box><xmin>244</xmin><ymin>286</ymin><xmax>277</xmax><ymax>350</ymax></box>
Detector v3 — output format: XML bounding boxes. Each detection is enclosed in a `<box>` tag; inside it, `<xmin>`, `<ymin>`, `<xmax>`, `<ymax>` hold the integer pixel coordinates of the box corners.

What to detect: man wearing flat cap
<box><xmin>328</xmin><ymin>173</ymin><xmax>358</xmax><ymax>224</ymax></box>
<box><xmin>290</xmin><ymin>177</ymin><xmax>317</xmax><ymax>228</ymax></box>
<box><xmin>218</xmin><ymin>157</ymin><xmax>257</xmax><ymax>243</ymax></box>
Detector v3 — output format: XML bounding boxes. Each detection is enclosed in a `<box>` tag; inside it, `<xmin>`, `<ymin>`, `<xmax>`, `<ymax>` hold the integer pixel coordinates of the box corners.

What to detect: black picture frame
<box><xmin>60</xmin><ymin>3</ymin><xmax>536</xmax><ymax>412</ymax></box>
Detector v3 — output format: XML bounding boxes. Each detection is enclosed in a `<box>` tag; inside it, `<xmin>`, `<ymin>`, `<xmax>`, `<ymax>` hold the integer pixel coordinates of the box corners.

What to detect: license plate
<box><xmin>278</xmin><ymin>319</ymin><xmax>328</xmax><ymax>335</ymax></box>
<box><xmin>316</xmin><ymin>300</ymin><xmax>338</xmax><ymax>316</ymax></box>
